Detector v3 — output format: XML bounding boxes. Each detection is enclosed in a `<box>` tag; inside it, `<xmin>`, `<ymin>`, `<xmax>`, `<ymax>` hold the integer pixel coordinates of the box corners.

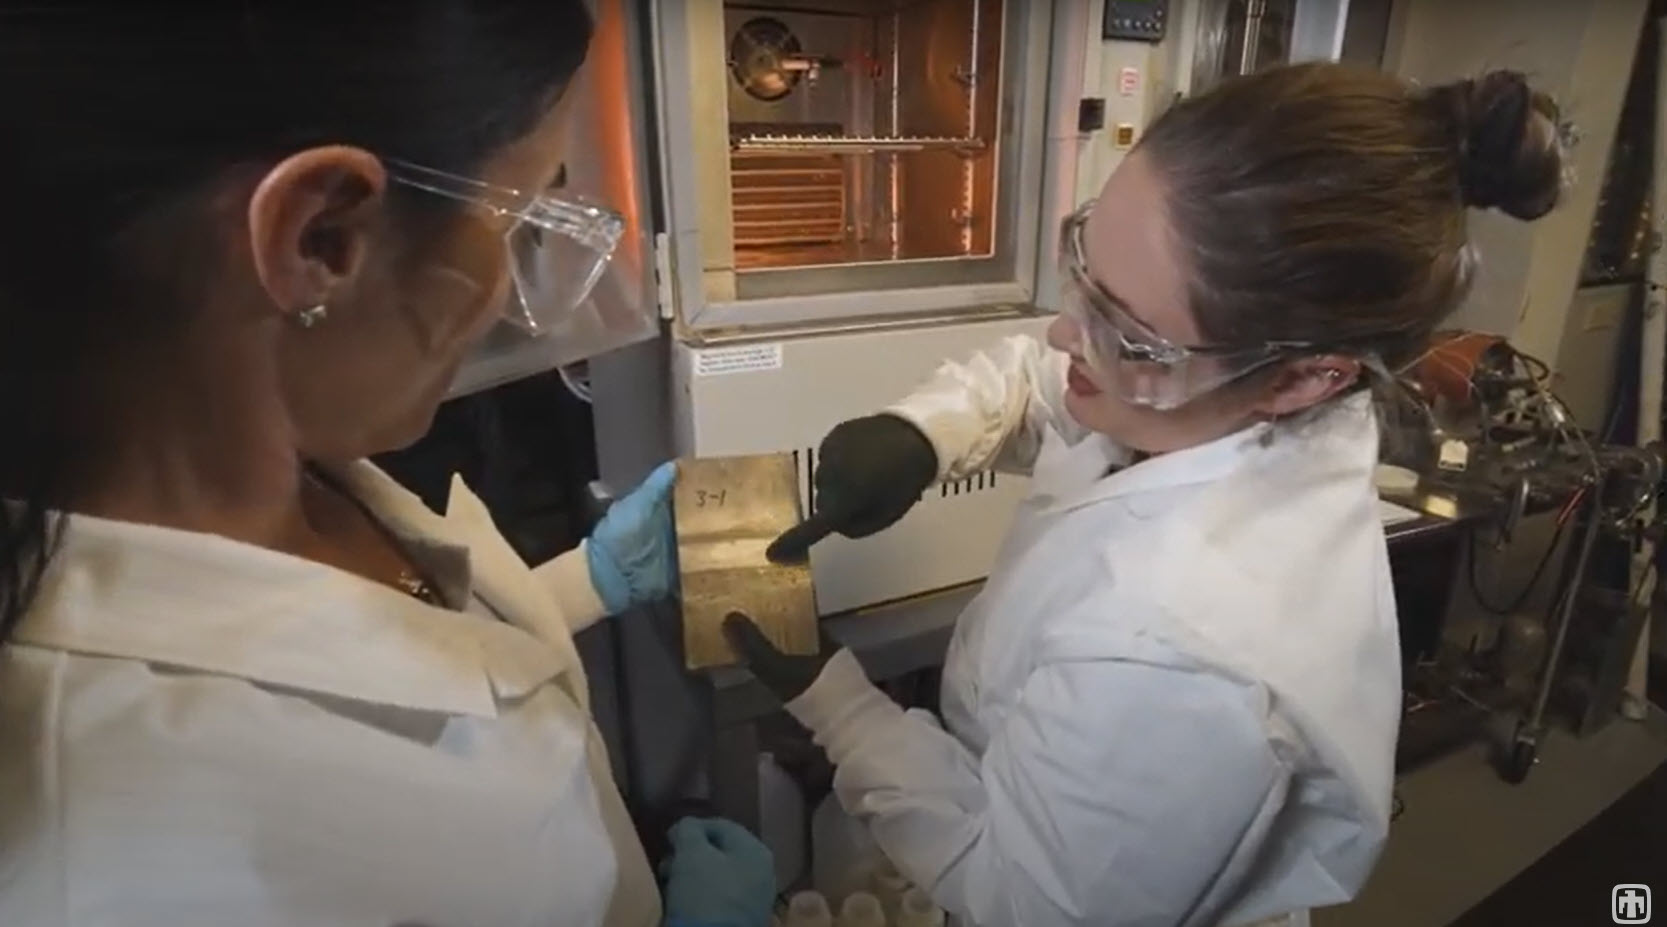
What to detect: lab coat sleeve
<box><xmin>886</xmin><ymin>334</ymin><xmax>1091</xmax><ymax>480</ymax></box>
<box><xmin>531</xmin><ymin>544</ymin><xmax>610</xmax><ymax>634</ymax></box>
<box><xmin>788</xmin><ymin>650</ymin><xmax>1288</xmax><ymax>927</ymax></box>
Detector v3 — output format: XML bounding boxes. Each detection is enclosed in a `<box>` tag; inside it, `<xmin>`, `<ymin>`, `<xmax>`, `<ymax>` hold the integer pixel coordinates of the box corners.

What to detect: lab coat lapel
<box><xmin>442</xmin><ymin>475</ymin><xmax>592</xmax><ymax>710</ymax></box>
<box><xmin>332</xmin><ymin>463</ymin><xmax>589</xmax><ymax>709</ymax></box>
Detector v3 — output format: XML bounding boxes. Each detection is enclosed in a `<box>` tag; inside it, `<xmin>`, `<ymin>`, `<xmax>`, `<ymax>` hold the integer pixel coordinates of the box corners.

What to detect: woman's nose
<box><xmin>1046</xmin><ymin>311</ymin><xmax>1081</xmax><ymax>356</ymax></box>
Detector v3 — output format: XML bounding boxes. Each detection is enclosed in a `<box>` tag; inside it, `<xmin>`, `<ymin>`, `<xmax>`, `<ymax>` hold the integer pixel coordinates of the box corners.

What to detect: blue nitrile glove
<box><xmin>587</xmin><ymin>461</ymin><xmax>678</xmax><ymax>614</ymax></box>
<box><xmin>661</xmin><ymin>817</ymin><xmax>776</xmax><ymax>927</ymax></box>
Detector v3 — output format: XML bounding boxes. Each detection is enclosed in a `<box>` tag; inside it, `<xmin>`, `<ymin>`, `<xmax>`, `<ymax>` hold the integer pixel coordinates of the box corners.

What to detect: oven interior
<box><xmin>721</xmin><ymin>0</ymin><xmax>1007</xmax><ymax>273</ymax></box>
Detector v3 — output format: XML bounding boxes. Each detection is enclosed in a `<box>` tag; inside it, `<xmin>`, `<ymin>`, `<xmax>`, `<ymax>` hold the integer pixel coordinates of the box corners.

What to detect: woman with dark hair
<box><xmin>0</xmin><ymin>5</ymin><xmax>772</xmax><ymax>926</ymax></box>
<box><xmin>731</xmin><ymin>64</ymin><xmax>1567</xmax><ymax>927</ymax></box>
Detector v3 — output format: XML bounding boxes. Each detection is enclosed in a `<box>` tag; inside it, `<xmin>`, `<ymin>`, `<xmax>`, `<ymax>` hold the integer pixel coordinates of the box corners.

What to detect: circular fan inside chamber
<box><xmin>730</xmin><ymin>17</ymin><xmax>804</xmax><ymax>102</ymax></box>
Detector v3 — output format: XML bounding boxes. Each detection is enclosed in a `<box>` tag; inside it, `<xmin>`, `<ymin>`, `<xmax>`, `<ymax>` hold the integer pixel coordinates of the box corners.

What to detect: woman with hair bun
<box><xmin>729</xmin><ymin>64</ymin><xmax>1566</xmax><ymax>927</ymax></box>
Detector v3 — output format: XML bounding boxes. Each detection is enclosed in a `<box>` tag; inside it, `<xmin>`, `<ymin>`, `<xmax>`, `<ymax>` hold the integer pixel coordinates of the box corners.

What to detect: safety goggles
<box><xmin>385</xmin><ymin>158</ymin><xmax>625</xmax><ymax>337</ymax></box>
<box><xmin>1058</xmin><ymin>205</ymin><xmax>1314</xmax><ymax>410</ymax></box>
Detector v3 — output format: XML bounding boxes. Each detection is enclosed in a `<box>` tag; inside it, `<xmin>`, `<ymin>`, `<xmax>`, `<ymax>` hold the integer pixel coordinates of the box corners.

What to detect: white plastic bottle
<box><xmin>869</xmin><ymin>858</ymin><xmax>911</xmax><ymax>919</ymax></box>
<box><xmin>812</xmin><ymin>793</ymin><xmax>882</xmax><ymax>904</ymax></box>
<box><xmin>758</xmin><ymin>753</ymin><xmax>808</xmax><ymax>888</ymax></box>
<box><xmin>783</xmin><ymin>891</ymin><xmax>835</xmax><ymax>927</ymax></box>
<box><xmin>836</xmin><ymin>891</ymin><xmax>888</xmax><ymax>927</ymax></box>
<box><xmin>894</xmin><ymin>888</ymin><xmax>945</xmax><ymax>927</ymax></box>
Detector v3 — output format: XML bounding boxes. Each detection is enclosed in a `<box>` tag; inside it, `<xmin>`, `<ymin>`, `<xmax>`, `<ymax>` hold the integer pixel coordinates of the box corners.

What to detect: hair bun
<box><xmin>1432</xmin><ymin>70</ymin><xmax>1564</xmax><ymax>220</ymax></box>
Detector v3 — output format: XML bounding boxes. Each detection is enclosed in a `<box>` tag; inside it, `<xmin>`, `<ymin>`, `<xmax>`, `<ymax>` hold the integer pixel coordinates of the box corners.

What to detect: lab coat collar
<box><xmin>12</xmin><ymin>463</ymin><xmax>581</xmax><ymax>719</ymax></box>
<box><xmin>1047</xmin><ymin>394</ymin><xmax>1374</xmax><ymax>516</ymax></box>
<box><xmin>1046</xmin><ymin>418</ymin><xmax>1274</xmax><ymax>516</ymax></box>
<box><xmin>328</xmin><ymin>462</ymin><xmax>591</xmax><ymax>708</ymax></box>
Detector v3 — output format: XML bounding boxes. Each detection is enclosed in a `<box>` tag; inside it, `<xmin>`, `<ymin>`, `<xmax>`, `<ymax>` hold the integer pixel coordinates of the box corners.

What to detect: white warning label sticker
<box><xmin>693</xmin><ymin>343</ymin><xmax>785</xmax><ymax>377</ymax></box>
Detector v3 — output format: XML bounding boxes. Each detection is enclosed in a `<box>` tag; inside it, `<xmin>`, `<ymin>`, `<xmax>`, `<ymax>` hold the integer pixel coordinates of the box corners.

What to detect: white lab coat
<box><xmin>787</xmin><ymin>336</ymin><xmax>1400</xmax><ymax>927</ymax></box>
<box><xmin>0</xmin><ymin>463</ymin><xmax>660</xmax><ymax>927</ymax></box>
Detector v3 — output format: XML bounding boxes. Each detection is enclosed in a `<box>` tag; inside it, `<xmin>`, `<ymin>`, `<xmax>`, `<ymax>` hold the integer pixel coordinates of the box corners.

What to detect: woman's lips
<box><xmin>1066</xmin><ymin>362</ymin><xmax>1102</xmax><ymax>397</ymax></box>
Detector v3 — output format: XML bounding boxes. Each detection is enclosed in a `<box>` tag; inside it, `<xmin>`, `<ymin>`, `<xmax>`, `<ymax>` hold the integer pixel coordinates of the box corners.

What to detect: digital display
<box><xmin>1103</xmin><ymin>0</ymin><xmax>1169</xmax><ymax>43</ymax></box>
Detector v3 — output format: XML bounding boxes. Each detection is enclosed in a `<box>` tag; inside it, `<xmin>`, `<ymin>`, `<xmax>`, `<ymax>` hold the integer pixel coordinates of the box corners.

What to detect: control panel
<box><xmin>1102</xmin><ymin>0</ymin><xmax>1169</xmax><ymax>43</ymax></box>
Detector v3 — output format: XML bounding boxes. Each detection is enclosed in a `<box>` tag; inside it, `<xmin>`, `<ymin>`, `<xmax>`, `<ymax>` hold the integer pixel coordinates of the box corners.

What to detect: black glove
<box><xmin>724</xmin><ymin>612</ymin><xmax>840</xmax><ymax>703</ymax></box>
<box><xmin>766</xmin><ymin>414</ymin><xmax>938</xmax><ymax>564</ymax></box>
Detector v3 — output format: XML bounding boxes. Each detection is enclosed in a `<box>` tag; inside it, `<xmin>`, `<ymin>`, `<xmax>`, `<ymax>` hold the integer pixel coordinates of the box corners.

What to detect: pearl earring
<box><xmin>296</xmin><ymin>304</ymin><xmax>329</xmax><ymax>329</ymax></box>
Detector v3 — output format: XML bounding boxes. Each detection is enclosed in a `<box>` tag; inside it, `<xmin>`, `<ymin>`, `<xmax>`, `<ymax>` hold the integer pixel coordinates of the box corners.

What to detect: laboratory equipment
<box><xmin>1381</xmin><ymin>330</ymin><xmax>1665</xmax><ymax>780</ymax></box>
<box><xmin>1103</xmin><ymin>1</ymin><xmax>1170</xmax><ymax>42</ymax></box>
<box><xmin>718</xmin><ymin>1</ymin><xmax>1006</xmax><ymax>276</ymax></box>
<box><xmin>1406</xmin><ymin>331</ymin><xmax>1516</xmax><ymax>415</ymax></box>
<box><xmin>1501</xmin><ymin>474</ymin><xmax>1607</xmax><ymax>783</ymax></box>
<box><xmin>1178</xmin><ymin>0</ymin><xmax>1364</xmax><ymax>94</ymax></box>
<box><xmin>895</xmin><ymin>889</ymin><xmax>946</xmax><ymax>927</ymax></box>
<box><xmin>836</xmin><ymin>893</ymin><xmax>887</xmax><ymax>927</ymax></box>
<box><xmin>869</xmin><ymin>859</ymin><xmax>910</xmax><ymax>920</ymax></box>
<box><xmin>811</xmin><ymin>791</ymin><xmax>883</xmax><ymax>906</ymax></box>
<box><xmin>660</xmin><ymin>0</ymin><xmax>1048</xmax><ymax>315</ymax></box>
<box><xmin>784</xmin><ymin>892</ymin><xmax>836</xmax><ymax>927</ymax></box>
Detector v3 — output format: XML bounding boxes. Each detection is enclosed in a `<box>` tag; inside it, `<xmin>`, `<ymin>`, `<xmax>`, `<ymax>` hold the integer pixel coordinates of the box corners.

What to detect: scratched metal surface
<box><xmin>675</xmin><ymin>454</ymin><xmax>820</xmax><ymax>669</ymax></box>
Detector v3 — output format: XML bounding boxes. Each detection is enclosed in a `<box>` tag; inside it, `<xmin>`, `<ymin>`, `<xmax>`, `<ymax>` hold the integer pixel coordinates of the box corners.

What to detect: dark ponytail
<box><xmin>0</xmin><ymin>2</ymin><xmax>596</xmax><ymax>646</ymax></box>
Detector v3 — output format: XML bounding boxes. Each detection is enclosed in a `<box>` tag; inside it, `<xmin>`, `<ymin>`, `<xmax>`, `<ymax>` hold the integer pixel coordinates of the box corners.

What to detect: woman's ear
<box><xmin>1252</xmin><ymin>355</ymin><xmax>1362</xmax><ymax>418</ymax></box>
<box><xmin>247</xmin><ymin>146</ymin><xmax>388</xmax><ymax>323</ymax></box>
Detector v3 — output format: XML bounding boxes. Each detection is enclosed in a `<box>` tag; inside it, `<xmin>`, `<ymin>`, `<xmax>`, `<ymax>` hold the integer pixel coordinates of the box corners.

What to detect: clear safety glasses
<box><xmin>1057</xmin><ymin>205</ymin><xmax>1313</xmax><ymax>411</ymax></box>
<box><xmin>384</xmin><ymin>158</ymin><xmax>625</xmax><ymax>337</ymax></box>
